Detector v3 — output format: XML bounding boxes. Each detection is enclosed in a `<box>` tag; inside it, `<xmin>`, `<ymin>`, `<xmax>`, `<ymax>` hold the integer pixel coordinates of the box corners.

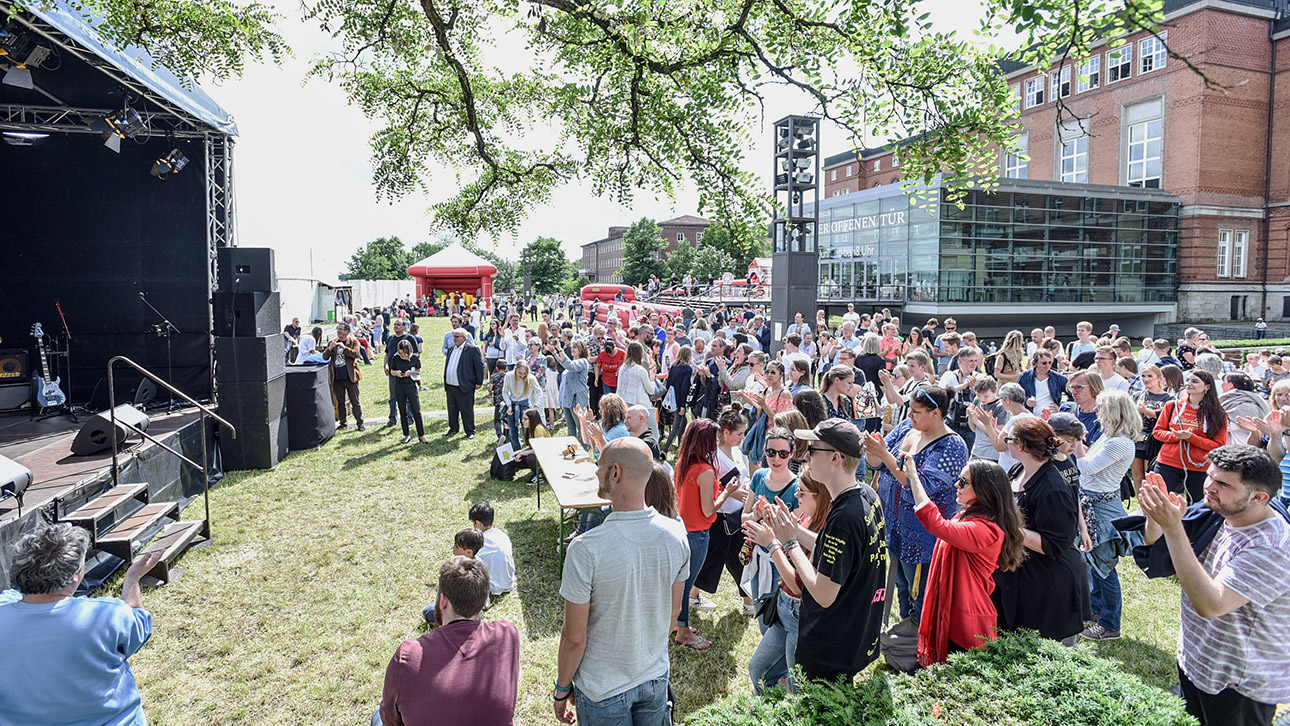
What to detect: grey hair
<box><xmin>859</xmin><ymin>333</ymin><xmax>882</xmax><ymax>356</ymax></box>
<box><xmin>999</xmin><ymin>382</ymin><xmax>1027</xmax><ymax>404</ymax></box>
<box><xmin>10</xmin><ymin>523</ymin><xmax>90</xmax><ymax>594</ymax></box>
<box><xmin>1194</xmin><ymin>353</ymin><xmax>1223</xmax><ymax>377</ymax></box>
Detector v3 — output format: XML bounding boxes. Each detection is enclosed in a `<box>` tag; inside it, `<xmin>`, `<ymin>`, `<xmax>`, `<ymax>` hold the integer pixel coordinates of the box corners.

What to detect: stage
<box><xmin>0</xmin><ymin>408</ymin><xmax>216</xmax><ymax>588</ymax></box>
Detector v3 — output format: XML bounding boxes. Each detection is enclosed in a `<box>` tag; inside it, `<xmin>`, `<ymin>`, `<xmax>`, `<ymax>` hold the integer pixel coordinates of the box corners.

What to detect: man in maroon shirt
<box><xmin>377</xmin><ymin>557</ymin><xmax>520</xmax><ymax>726</ymax></box>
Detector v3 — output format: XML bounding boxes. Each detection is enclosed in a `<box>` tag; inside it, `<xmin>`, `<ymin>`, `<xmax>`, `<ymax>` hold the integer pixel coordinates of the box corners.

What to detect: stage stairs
<box><xmin>62</xmin><ymin>481</ymin><xmax>209</xmax><ymax>587</ymax></box>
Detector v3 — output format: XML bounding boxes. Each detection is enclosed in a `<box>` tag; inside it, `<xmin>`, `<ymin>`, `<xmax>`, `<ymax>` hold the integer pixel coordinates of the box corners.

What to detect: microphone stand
<box><xmin>139</xmin><ymin>292</ymin><xmax>181</xmax><ymax>412</ymax></box>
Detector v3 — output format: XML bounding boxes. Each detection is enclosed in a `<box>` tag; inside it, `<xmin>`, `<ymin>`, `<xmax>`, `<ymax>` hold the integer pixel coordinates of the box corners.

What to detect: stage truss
<box><xmin>0</xmin><ymin>4</ymin><xmax>237</xmax><ymax>394</ymax></box>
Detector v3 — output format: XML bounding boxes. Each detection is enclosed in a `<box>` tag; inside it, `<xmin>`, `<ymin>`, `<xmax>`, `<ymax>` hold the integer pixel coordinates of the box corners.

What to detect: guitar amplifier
<box><xmin>0</xmin><ymin>349</ymin><xmax>28</xmax><ymax>384</ymax></box>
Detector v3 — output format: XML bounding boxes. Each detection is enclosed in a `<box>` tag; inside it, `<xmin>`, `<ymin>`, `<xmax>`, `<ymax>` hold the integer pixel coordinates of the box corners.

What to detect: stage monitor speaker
<box><xmin>215</xmin><ymin>335</ymin><xmax>286</xmax><ymax>383</ymax></box>
<box><xmin>213</xmin><ymin>291</ymin><xmax>281</xmax><ymax>338</ymax></box>
<box><xmin>221</xmin><ymin>412</ymin><xmax>288</xmax><ymax>470</ymax></box>
<box><xmin>133</xmin><ymin>379</ymin><xmax>157</xmax><ymax>407</ymax></box>
<box><xmin>217</xmin><ymin>247</ymin><xmax>278</xmax><ymax>293</ymax></box>
<box><xmin>0</xmin><ymin>384</ymin><xmax>29</xmax><ymax>411</ymax></box>
<box><xmin>218</xmin><ymin>375</ymin><xmax>287</xmax><ymax>425</ymax></box>
<box><xmin>0</xmin><ymin>453</ymin><xmax>33</xmax><ymax>502</ymax></box>
<box><xmin>70</xmin><ymin>405</ymin><xmax>151</xmax><ymax>456</ymax></box>
<box><xmin>0</xmin><ymin>349</ymin><xmax>28</xmax><ymax>384</ymax></box>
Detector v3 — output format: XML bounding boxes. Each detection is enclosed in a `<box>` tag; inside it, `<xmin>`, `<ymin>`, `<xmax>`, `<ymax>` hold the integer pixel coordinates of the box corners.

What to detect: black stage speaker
<box><xmin>285</xmin><ymin>364</ymin><xmax>335</xmax><ymax>451</ymax></box>
<box><xmin>0</xmin><ymin>349</ymin><xmax>28</xmax><ymax>384</ymax></box>
<box><xmin>221</xmin><ymin>413</ymin><xmax>288</xmax><ymax>470</ymax></box>
<box><xmin>70</xmin><ymin>405</ymin><xmax>151</xmax><ymax>456</ymax></box>
<box><xmin>213</xmin><ymin>291</ymin><xmax>281</xmax><ymax>338</ymax></box>
<box><xmin>218</xmin><ymin>375</ymin><xmax>286</xmax><ymax>424</ymax></box>
<box><xmin>217</xmin><ymin>247</ymin><xmax>277</xmax><ymax>292</ymax></box>
<box><xmin>0</xmin><ymin>453</ymin><xmax>33</xmax><ymax>502</ymax></box>
<box><xmin>0</xmin><ymin>384</ymin><xmax>29</xmax><ymax>410</ymax></box>
<box><xmin>215</xmin><ymin>335</ymin><xmax>285</xmax><ymax>383</ymax></box>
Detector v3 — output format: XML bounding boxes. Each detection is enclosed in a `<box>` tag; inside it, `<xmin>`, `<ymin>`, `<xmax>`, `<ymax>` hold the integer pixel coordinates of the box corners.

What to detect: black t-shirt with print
<box><xmin>389</xmin><ymin>354</ymin><xmax>421</xmax><ymax>387</ymax></box>
<box><xmin>797</xmin><ymin>485</ymin><xmax>887</xmax><ymax>680</ymax></box>
<box><xmin>1176</xmin><ymin>343</ymin><xmax>1197</xmax><ymax>370</ymax></box>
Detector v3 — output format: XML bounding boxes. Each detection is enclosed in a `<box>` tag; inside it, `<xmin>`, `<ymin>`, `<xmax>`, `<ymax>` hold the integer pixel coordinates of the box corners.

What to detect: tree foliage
<box><xmin>65</xmin><ymin>0</ymin><xmax>1170</xmax><ymax>235</ymax></box>
<box><xmin>700</xmin><ymin>222</ymin><xmax>768</xmax><ymax>273</ymax></box>
<box><xmin>665</xmin><ymin>241</ymin><xmax>696</xmax><ymax>282</ymax></box>
<box><xmin>691</xmin><ymin>245</ymin><xmax>737</xmax><ymax>283</ymax></box>
<box><xmin>346</xmin><ymin>236</ymin><xmax>413</xmax><ymax>279</ymax></box>
<box><xmin>523</xmin><ymin>236</ymin><xmax>575</xmax><ymax>294</ymax></box>
<box><xmin>619</xmin><ymin>217</ymin><xmax>665</xmax><ymax>287</ymax></box>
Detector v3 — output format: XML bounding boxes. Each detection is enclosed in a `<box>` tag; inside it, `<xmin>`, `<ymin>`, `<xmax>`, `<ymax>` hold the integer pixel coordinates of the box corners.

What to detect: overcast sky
<box><xmin>207</xmin><ymin>1</ymin><xmax>1002</xmax><ymax>280</ymax></box>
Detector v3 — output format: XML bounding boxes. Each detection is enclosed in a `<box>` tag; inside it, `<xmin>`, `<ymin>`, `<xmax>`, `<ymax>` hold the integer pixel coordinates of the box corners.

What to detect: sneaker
<box><xmin>1080</xmin><ymin>624</ymin><xmax>1121</xmax><ymax>641</ymax></box>
<box><xmin>385</xmin><ymin>420</ymin><xmax>397</xmax><ymax>427</ymax></box>
<box><xmin>689</xmin><ymin>595</ymin><xmax>717</xmax><ymax>611</ymax></box>
<box><xmin>742</xmin><ymin>602</ymin><xmax>757</xmax><ymax>617</ymax></box>
<box><xmin>337</xmin><ymin>422</ymin><xmax>348</xmax><ymax>430</ymax></box>
<box><xmin>466</xmin><ymin>433</ymin><xmax>475</xmax><ymax>440</ymax></box>
<box><xmin>356</xmin><ymin>423</ymin><xmax>366</xmax><ymax>432</ymax></box>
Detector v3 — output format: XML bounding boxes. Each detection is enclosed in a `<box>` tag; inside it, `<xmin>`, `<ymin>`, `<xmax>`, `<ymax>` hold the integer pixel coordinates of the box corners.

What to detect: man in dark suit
<box><xmin>444</xmin><ymin>328</ymin><xmax>485</xmax><ymax>438</ymax></box>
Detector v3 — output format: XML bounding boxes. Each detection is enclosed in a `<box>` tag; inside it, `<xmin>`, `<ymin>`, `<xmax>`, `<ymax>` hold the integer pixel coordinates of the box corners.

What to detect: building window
<box><xmin>1234</xmin><ymin>229</ymin><xmax>1249</xmax><ymax>278</ymax></box>
<box><xmin>1140</xmin><ymin>33</ymin><xmax>1167</xmax><ymax>74</ymax></box>
<box><xmin>677</xmin><ymin>232</ymin><xmax>685</xmax><ymax>243</ymax></box>
<box><xmin>846</xmin><ymin>165</ymin><xmax>853</xmax><ymax>177</ymax></box>
<box><xmin>1010</xmin><ymin>84</ymin><xmax>1021</xmax><ymax>113</ymax></box>
<box><xmin>1217</xmin><ymin>229</ymin><xmax>1231</xmax><ymax>278</ymax></box>
<box><xmin>874</xmin><ymin>159</ymin><xmax>882</xmax><ymax>171</ymax></box>
<box><xmin>1024</xmin><ymin>76</ymin><xmax>1045</xmax><ymax>108</ymax></box>
<box><xmin>1058</xmin><ymin>119</ymin><xmax>1088</xmax><ymax>183</ymax></box>
<box><xmin>831</xmin><ymin>169</ymin><xmax>837</xmax><ymax>181</ymax></box>
<box><xmin>1004</xmin><ymin>132</ymin><xmax>1028</xmax><ymax>179</ymax></box>
<box><xmin>1077</xmin><ymin>56</ymin><xmax>1100</xmax><ymax>93</ymax></box>
<box><xmin>1106</xmin><ymin>45</ymin><xmax>1132</xmax><ymax>83</ymax></box>
<box><xmin>1126</xmin><ymin>98</ymin><xmax>1163</xmax><ymax>188</ymax></box>
<box><xmin>892</xmin><ymin>156</ymin><xmax>899</xmax><ymax>167</ymax></box>
<box><xmin>1051</xmin><ymin>66</ymin><xmax>1071</xmax><ymax>99</ymax></box>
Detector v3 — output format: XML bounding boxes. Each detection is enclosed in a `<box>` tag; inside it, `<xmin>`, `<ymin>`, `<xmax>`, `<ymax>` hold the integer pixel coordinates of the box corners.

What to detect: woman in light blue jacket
<box><xmin>555</xmin><ymin>339</ymin><xmax>591</xmax><ymax>445</ymax></box>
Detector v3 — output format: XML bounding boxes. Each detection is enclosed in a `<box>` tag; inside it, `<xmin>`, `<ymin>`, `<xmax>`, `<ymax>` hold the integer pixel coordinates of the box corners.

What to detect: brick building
<box><xmin>822</xmin><ymin>0</ymin><xmax>1290</xmax><ymax>324</ymax></box>
<box><xmin>580</xmin><ymin>214</ymin><xmax>710</xmax><ymax>284</ymax></box>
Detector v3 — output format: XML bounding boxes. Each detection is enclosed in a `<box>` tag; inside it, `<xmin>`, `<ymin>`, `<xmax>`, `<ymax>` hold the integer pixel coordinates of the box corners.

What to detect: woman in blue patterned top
<box><xmin>863</xmin><ymin>384</ymin><xmax>968</xmax><ymax>623</ymax></box>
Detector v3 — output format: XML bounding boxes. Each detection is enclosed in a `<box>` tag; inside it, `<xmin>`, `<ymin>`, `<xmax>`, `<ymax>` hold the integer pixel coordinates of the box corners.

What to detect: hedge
<box><xmin>1206</xmin><ymin>337</ymin><xmax>1290</xmax><ymax>349</ymax></box>
<box><xmin>684</xmin><ymin>631</ymin><xmax>1195</xmax><ymax>726</ymax></box>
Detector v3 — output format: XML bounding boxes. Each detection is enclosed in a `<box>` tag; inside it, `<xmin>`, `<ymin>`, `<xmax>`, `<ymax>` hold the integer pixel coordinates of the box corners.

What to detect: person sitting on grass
<box><xmin>470</xmin><ymin>502</ymin><xmax>515</xmax><ymax>600</ymax></box>
<box><xmin>0</xmin><ymin>524</ymin><xmax>165</xmax><ymax>726</ymax></box>
<box><xmin>380</xmin><ymin>556</ymin><xmax>519</xmax><ymax>726</ymax></box>
<box><xmin>423</xmin><ymin>529</ymin><xmax>485</xmax><ymax>624</ymax></box>
<box><xmin>513</xmin><ymin>408</ymin><xmax>550</xmax><ymax>485</ymax></box>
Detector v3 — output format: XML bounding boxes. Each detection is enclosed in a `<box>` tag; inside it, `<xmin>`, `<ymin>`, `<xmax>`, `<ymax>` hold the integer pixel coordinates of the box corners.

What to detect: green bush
<box><xmin>683</xmin><ymin>631</ymin><xmax>1195</xmax><ymax>726</ymax></box>
<box><xmin>1207</xmin><ymin>337</ymin><xmax>1290</xmax><ymax>349</ymax></box>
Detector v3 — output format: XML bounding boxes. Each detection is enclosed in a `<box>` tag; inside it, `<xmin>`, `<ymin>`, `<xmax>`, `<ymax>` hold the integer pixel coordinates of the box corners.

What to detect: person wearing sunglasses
<box><xmin>1019</xmin><ymin>350</ymin><xmax>1067</xmax><ymax>417</ymax></box>
<box><xmin>900</xmin><ymin>457</ymin><xmax>1025</xmax><ymax>665</ymax></box>
<box><xmin>863</xmin><ymin>384</ymin><xmax>968</xmax><ymax>627</ymax></box>
<box><xmin>742</xmin><ymin>427</ymin><xmax>800</xmax><ymax>525</ymax></box>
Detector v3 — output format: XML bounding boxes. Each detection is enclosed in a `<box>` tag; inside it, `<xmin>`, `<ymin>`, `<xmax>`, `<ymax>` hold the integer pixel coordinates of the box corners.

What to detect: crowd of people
<box><xmin>3</xmin><ymin>290</ymin><xmax>1289</xmax><ymax>726</ymax></box>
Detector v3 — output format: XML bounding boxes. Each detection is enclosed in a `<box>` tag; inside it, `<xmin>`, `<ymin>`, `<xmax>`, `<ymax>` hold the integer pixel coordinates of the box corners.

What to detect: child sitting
<box><xmin>423</xmin><ymin>529</ymin><xmax>486</xmax><ymax>624</ymax></box>
<box><xmin>469</xmin><ymin>502</ymin><xmax>515</xmax><ymax>597</ymax></box>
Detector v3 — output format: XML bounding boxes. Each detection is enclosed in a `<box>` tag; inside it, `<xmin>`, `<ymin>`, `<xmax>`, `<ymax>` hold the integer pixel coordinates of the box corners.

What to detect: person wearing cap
<box><xmin>762</xmin><ymin>418</ymin><xmax>887</xmax><ymax>683</ymax></box>
<box><xmin>863</xmin><ymin>385</ymin><xmax>968</xmax><ymax>625</ymax></box>
<box><xmin>1103</xmin><ymin>323</ymin><xmax>1121</xmax><ymax>341</ymax></box>
<box><xmin>443</xmin><ymin>327</ymin><xmax>486</xmax><ymax>439</ymax></box>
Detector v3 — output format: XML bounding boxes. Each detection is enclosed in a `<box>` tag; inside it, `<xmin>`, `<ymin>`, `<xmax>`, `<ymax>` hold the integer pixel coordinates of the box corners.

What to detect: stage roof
<box><xmin>25</xmin><ymin>0</ymin><xmax>238</xmax><ymax>136</ymax></box>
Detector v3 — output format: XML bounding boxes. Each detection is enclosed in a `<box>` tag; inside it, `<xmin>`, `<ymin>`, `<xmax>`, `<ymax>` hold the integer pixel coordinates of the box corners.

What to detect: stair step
<box><xmin>138</xmin><ymin>520</ymin><xmax>207</xmax><ymax>584</ymax></box>
<box><xmin>94</xmin><ymin>501</ymin><xmax>179</xmax><ymax>561</ymax></box>
<box><xmin>60</xmin><ymin>483</ymin><xmax>151</xmax><ymax>540</ymax></box>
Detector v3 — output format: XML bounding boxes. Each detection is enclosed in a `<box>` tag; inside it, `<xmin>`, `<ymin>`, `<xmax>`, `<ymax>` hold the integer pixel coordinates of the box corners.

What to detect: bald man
<box><xmin>554</xmin><ymin>439</ymin><xmax>689</xmax><ymax>725</ymax></box>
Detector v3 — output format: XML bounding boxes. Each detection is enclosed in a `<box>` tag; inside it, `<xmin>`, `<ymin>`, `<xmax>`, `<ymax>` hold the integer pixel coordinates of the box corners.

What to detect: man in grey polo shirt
<box><xmin>554</xmin><ymin>438</ymin><xmax>689</xmax><ymax>725</ymax></box>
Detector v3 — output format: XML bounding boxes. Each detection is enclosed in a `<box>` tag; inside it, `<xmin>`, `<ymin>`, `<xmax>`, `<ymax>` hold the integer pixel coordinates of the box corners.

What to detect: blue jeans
<box><xmin>748</xmin><ymin>592</ymin><xmax>801</xmax><ymax>694</ymax></box>
<box><xmin>677</xmin><ymin>529</ymin><xmax>709</xmax><ymax>627</ymax></box>
<box><xmin>1090</xmin><ymin>567</ymin><xmax>1122</xmax><ymax>631</ymax></box>
<box><xmin>894</xmin><ymin>558</ymin><xmax>930</xmax><ymax>623</ymax></box>
<box><xmin>574</xmin><ymin>674</ymin><xmax>670</xmax><ymax>726</ymax></box>
<box><xmin>507</xmin><ymin>400</ymin><xmax>529</xmax><ymax>451</ymax></box>
<box><xmin>602</xmin><ymin>383</ymin><xmax>617</xmax><ymax>395</ymax></box>
<box><xmin>564</xmin><ymin>406</ymin><xmax>583</xmax><ymax>446</ymax></box>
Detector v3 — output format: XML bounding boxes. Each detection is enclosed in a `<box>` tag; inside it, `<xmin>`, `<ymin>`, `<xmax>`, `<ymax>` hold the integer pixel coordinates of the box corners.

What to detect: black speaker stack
<box><xmin>214</xmin><ymin>248</ymin><xmax>288</xmax><ymax>470</ymax></box>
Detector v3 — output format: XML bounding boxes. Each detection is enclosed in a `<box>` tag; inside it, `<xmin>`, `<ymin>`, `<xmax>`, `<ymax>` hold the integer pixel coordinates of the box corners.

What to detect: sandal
<box><xmin>418</xmin><ymin>437</ymin><xmax>428</xmax><ymax>444</ymax></box>
<box><xmin>401</xmin><ymin>436</ymin><xmax>411</xmax><ymax>444</ymax></box>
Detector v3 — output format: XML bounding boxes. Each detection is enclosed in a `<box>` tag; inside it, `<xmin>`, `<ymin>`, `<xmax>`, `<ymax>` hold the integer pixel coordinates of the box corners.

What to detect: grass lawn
<box><xmin>122</xmin><ymin>316</ymin><xmax>1186</xmax><ymax>725</ymax></box>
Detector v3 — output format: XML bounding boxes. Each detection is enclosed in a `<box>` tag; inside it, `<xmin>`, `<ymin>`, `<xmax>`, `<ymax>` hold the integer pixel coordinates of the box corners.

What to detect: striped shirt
<box><xmin>1177</xmin><ymin>514</ymin><xmax>1290</xmax><ymax>703</ymax></box>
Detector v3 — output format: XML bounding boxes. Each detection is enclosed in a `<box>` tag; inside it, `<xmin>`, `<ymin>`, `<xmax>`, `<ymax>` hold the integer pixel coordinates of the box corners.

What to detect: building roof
<box><xmin>25</xmin><ymin>0</ymin><xmax>238</xmax><ymax>135</ymax></box>
<box><xmin>660</xmin><ymin>214</ymin><xmax>710</xmax><ymax>226</ymax></box>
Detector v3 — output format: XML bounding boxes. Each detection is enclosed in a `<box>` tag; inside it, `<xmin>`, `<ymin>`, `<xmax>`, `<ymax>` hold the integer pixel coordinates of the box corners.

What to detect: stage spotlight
<box><xmin>2</xmin><ymin>131</ymin><xmax>49</xmax><ymax>147</ymax></box>
<box><xmin>87</xmin><ymin>105</ymin><xmax>147</xmax><ymax>153</ymax></box>
<box><xmin>150</xmin><ymin>148</ymin><xmax>188</xmax><ymax>178</ymax></box>
<box><xmin>2</xmin><ymin>64</ymin><xmax>32</xmax><ymax>88</ymax></box>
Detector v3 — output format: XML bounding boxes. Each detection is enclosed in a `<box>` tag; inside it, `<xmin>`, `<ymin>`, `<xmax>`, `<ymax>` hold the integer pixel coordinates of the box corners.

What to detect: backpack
<box><xmin>489</xmin><ymin>451</ymin><xmax>516</xmax><ymax>481</ymax></box>
<box><xmin>880</xmin><ymin>617</ymin><xmax>920</xmax><ymax>673</ymax></box>
<box><xmin>945</xmin><ymin>371</ymin><xmax>974</xmax><ymax>428</ymax></box>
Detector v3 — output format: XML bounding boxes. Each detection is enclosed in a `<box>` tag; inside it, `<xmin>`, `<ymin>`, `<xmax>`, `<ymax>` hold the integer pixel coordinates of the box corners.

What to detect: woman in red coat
<box><xmin>902</xmin><ymin>456</ymin><xmax>1026</xmax><ymax>666</ymax></box>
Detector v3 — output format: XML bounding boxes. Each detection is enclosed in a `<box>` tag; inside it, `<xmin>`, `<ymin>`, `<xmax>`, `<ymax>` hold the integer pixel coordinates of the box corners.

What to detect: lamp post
<box><xmin>770</xmin><ymin>115</ymin><xmax>820</xmax><ymax>354</ymax></box>
<box><xmin>522</xmin><ymin>247</ymin><xmax>532</xmax><ymax>295</ymax></box>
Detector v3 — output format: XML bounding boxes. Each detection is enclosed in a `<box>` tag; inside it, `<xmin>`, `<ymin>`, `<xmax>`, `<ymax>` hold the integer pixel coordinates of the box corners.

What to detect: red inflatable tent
<box><xmin>407</xmin><ymin>244</ymin><xmax>498</xmax><ymax>304</ymax></box>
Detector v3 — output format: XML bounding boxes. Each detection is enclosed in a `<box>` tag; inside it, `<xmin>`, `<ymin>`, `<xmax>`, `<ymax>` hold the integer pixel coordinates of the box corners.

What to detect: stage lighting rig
<box><xmin>87</xmin><ymin>102</ymin><xmax>149</xmax><ymax>153</ymax></box>
<box><xmin>150</xmin><ymin>148</ymin><xmax>189</xmax><ymax>179</ymax></box>
<box><xmin>2</xmin><ymin>131</ymin><xmax>49</xmax><ymax>147</ymax></box>
<box><xmin>1</xmin><ymin>23</ymin><xmax>53</xmax><ymax>90</ymax></box>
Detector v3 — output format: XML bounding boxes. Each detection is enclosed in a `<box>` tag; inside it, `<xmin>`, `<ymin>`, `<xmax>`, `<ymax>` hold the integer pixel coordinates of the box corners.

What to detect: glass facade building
<box><xmin>816</xmin><ymin>178</ymin><xmax>1179</xmax><ymax>308</ymax></box>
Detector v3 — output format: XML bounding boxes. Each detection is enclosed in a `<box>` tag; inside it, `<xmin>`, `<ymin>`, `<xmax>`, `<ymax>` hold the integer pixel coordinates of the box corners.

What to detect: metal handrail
<box><xmin>106</xmin><ymin>355</ymin><xmax>237</xmax><ymax>539</ymax></box>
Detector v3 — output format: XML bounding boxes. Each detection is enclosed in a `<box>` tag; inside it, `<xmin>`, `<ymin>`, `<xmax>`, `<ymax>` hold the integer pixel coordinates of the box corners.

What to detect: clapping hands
<box><xmin>1139</xmin><ymin>472</ymin><xmax>1188</xmax><ymax>533</ymax></box>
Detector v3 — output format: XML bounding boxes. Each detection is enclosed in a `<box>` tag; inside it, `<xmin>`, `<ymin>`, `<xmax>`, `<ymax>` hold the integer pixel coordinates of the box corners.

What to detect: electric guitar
<box><xmin>30</xmin><ymin>323</ymin><xmax>66</xmax><ymax>408</ymax></box>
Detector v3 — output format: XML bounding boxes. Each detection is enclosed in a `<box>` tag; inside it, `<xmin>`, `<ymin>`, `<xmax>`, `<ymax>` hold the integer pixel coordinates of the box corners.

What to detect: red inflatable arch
<box><xmin>407</xmin><ymin>244</ymin><xmax>498</xmax><ymax>304</ymax></box>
